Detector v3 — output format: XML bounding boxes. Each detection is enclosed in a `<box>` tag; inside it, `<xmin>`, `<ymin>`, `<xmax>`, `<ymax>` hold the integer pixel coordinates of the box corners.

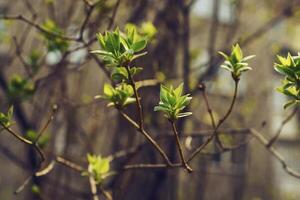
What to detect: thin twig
<box><xmin>89</xmin><ymin>176</ymin><xmax>100</xmax><ymax>200</ymax></box>
<box><xmin>107</xmin><ymin>0</ymin><xmax>121</xmax><ymax>30</ymax></box>
<box><xmin>250</xmin><ymin>128</ymin><xmax>300</xmax><ymax>179</ymax></box>
<box><xmin>78</xmin><ymin>4</ymin><xmax>95</xmax><ymax>41</ymax></box>
<box><xmin>124</xmin><ymin>65</ymin><xmax>144</xmax><ymax>130</ymax></box>
<box><xmin>267</xmin><ymin>106</ymin><xmax>299</xmax><ymax>147</ymax></box>
<box><xmin>187</xmin><ymin>79</ymin><xmax>239</xmax><ymax>161</ymax></box>
<box><xmin>123</xmin><ymin>163</ymin><xmax>181</xmax><ymax>170</ymax></box>
<box><xmin>119</xmin><ymin>110</ymin><xmax>172</xmax><ymax>165</ymax></box>
<box><xmin>56</xmin><ymin>156</ymin><xmax>85</xmax><ymax>172</ymax></box>
<box><xmin>34</xmin><ymin>105</ymin><xmax>57</xmax><ymax>143</ymax></box>
<box><xmin>0</xmin><ymin>15</ymin><xmax>77</xmax><ymax>41</ymax></box>
<box><xmin>99</xmin><ymin>186</ymin><xmax>113</xmax><ymax>200</ymax></box>
<box><xmin>170</xmin><ymin>121</ymin><xmax>193</xmax><ymax>172</ymax></box>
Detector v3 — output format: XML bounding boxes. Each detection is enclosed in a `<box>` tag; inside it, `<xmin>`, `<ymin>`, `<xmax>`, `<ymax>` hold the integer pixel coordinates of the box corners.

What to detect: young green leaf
<box><xmin>274</xmin><ymin>52</ymin><xmax>300</xmax><ymax>109</ymax></box>
<box><xmin>85</xmin><ymin>154</ymin><xmax>111</xmax><ymax>185</ymax></box>
<box><xmin>219</xmin><ymin>44</ymin><xmax>255</xmax><ymax>80</ymax></box>
<box><xmin>154</xmin><ymin>83</ymin><xmax>192</xmax><ymax>120</ymax></box>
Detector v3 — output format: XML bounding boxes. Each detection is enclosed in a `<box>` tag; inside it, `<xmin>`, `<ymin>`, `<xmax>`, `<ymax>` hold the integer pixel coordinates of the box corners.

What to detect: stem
<box><xmin>55</xmin><ymin>156</ymin><xmax>84</xmax><ymax>172</ymax></box>
<box><xmin>188</xmin><ymin>79</ymin><xmax>239</xmax><ymax>162</ymax></box>
<box><xmin>200</xmin><ymin>84</ymin><xmax>223</xmax><ymax>150</ymax></box>
<box><xmin>119</xmin><ymin>111</ymin><xmax>172</xmax><ymax>165</ymax></box>
<box><xmin>124</xmin><ymin>65</ymin><xmax>144</xmax><ymax>131</ymax></box>
<box><xmin>0</xmin><ymin>121</ymin><xmax>45</xmax><ymax>162</ymax></box>
<box><xmin>0</xmin><ymin>122</ymin><xmax>32</xmax><ymax>145</ymax></box>
<box><xmin>99</xmin><ymin>186</ymin><xmax>113</xmax><ymax>200</ymax></box>
<box><xmin>123</xmin><ymin>64</ymin><xmax>173</xmax><ymax>165</ymax></box>
<box><xmin>250</xmin><ymin>128</ymin><xmax>300</xmax><ymax>178</ymax></box>
<box><xmin>89</xmin><ymin>176</ymin><xmax>100</xmax><ymax>200</ymax></box>
<box><xmin>123</xmin><ymin>163</ymin><xmax>182</xmax><ymax>170</ymax></box>
<box><xmin>267</xmin><ymin>106</ymin><xmax>298</xmax><ymax>147</ymax></box>
<box><xmin>170</xmin><ymin>121</ymin><xmax>193</xmax><ymax>173</ymax></box>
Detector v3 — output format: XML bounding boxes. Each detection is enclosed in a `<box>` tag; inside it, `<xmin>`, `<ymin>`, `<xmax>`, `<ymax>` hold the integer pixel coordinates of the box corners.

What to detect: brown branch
<box><xmin>187</xmin><ymin>79</ymin><xmax>239</xmax><ymax>161</ymax></box>
<box><xmin>99</xmin><ymin>186</ymin><xmax>113</xmax><ymax>200</ymax></box>
<box><xmin>12</xmin><ymin>36</ymin><xmax>32</xmax><ymax>77</ymax></box>
<box><xmin>267</xmin><ymin>106</ymin><xmax>299</xmax><ymax>147</ymax></box>
<box><xmin>199</xmin><ymin>84</ymin><xmax>216</xmax><ymax>129</ymax></box>
<box><xmin>123</xmin><ymin>163</ymin><xmax>181</xmax><ymax>170</ymax></box>
<box><xmin>34</xmin><ymin>105</ymin><xmax>57</xmax><ymax>143</ymax></box>
<box><xmin>125</xmin><ymin>65</ymin><xmax>144</xmax><ymax>130</ymax></box>
<box><xmin>106</xmin><ymin>127</ymin><xmax>251</xmax><ymax>163</ymax></box>
<box><xmin>0</xmin><ymin>121</ymin><xmax>32</xmax><ymax>145</ymax></box>
<box><xmin>107</xmin><ymin>0</ymin><xmax>121</xmax><ymax>30</ymax></box>
<box><xmin>0</xmin><ymin>15</ymin><xmax>77</xmax><ymax>41</ymax></box>
<box><xmin>170</xmin><ymin>121</ymin><xmax>193</xmax><ymax>172</ymax></box>
<box><xmin>89</xmin><ymin>176</ymin><xmax>100</xmax><ymax>200</ymax></box>
<box><xmin>250</xmin><ymin>129</ymin><xmax>300</xmax><ymax>179</ymax></box>
<box><xmin>78</xmin><ymin>4</ymin><xmax>95</xmax><ymax>41</ymax></box>
<box><xmin>55</xmin><ymin>156</ymin><xmax>85</xmax><ymax>173</ymax></box>
<box><xmin>119</xmin><ymin>110</ymin><xmax>172</xmax><ymax>165</ymax></box>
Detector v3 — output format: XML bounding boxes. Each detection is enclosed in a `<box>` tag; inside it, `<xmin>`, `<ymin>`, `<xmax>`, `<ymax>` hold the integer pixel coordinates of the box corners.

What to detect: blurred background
<box><xmin>0</xmin><ymin>0</ymin><xmax>300</xmax><ymax>199</ymax></box>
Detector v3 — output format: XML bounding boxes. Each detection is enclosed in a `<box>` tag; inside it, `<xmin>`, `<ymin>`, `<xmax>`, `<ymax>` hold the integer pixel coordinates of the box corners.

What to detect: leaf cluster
<box><xmin>8</xmin><ymin>75</ymin><xmax>35</xmax><ymax>100</ymax></box>
<box><xmin>92</xmin><ymin>27</ymin><xmax>147</xmax><ymax>68</ymax></box>
<box><xmin>154</xmin><ymin>83</ymin><xmax>192</xmax><ymax>121</ymax></box>
<box><xmin>0</xmin><ymin>106</ymin><xmax>13</xmax><ymax>127</ymax></box>
<box><xmin>101</xmin><ymin>83</ymin><xmax>136</xmax><ymax>108</ymax></box>
<box><xmin>41</xmin><ymin>20</ymin><xmax>69</xmax><ymax>52</ymax></box>
<box><xmin>274</xmin><ymin>53</ymin><xmax>300</xmax><ymax>109</ymax></box>
<box><xmin>26</xmin><ymin>50</ymin><xmax>42</xmax><ymax>74</ymax></box>
<box><xmin>84</xmin><ymin>154</ymin><xmax>110</xmax><ymax>185</ymax></box>
<box><xmin>219</xmin><ymin>44</ymin><xmax>255</xmax><ymax>80</ymax></box>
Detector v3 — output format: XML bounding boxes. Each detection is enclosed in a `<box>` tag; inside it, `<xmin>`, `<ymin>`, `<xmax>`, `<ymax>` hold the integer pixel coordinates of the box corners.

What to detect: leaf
<box><xmin>103</xmin><ymin>84</ymin><xmax>114</xmax><ymax>97</ymax></box>
<box><xmin>140</xmin><ymin>22</ymin><xmax>157</xmax><ymax>39</ymax></box>
<box><xmin>132</xmin><ymin>39</ymin><xmax>147</xmax><ymax>52</ymax></box>
<box><xmin>7</xmin><ymin>106</ymin><xmax>13</xmax><ymax>121</ymax></box>
<box><xmin>130</xmin><ymin>67</ymin><xmax>143</xmax><ymax>76</ymax></box>
<box><xmin>218</xmin><ymin>51</ymin><xmax>229</xmax><ymax>60</ymax></box>
<box><xmin>155</xmin><ymin>83</ymin><xmax>192</xmax><ymax>120</ymax></box>
<box><xmin>220</xmin><ymin>65</ymin><xmax>233</xmax><ymax>72</ymax></box>
<box><xmin>131</xmin><ymin>52</ymin><xmax>147</xmax><ymax>61</ymax></box>
<box><xmin>242</xmin><ymin>55</ymin><xmax>256</xmax><ymax>61</ymax></box>
<box><xmin>177</xmin><ymin>112</ymin><xmax>193</xmax><ymax>118</ymax></box>
<box><xmin>123</xmin><ymin>97</ymin><xmax>136</xmax><ymax>106</ymax></box>
<box><xmin>91</xmin><ymin>50</ymin><xmax>114</xmax><ymax>57</ymax></box>
<box><xmin>111</xmin><ymin>67</ymin><xmax>128</xmax><ymax>82</ymax></box>
<box><xmin>98</xmin><ymin>158</ymin><xmax>110</xmax><ymax>174</ymax></box>
<box><xmin>174</xmin><ymin>83</ymin><xmax>183</xmax><ymax>97</ymax></box>
<box><xmin>232</xmin><ymin>44</ymin><xmax>243</xmax><ymax>61</ymax></box>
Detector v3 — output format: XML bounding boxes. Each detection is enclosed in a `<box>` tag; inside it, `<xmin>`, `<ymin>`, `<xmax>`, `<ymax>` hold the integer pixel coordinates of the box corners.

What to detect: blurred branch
<box><xmin>89</xmin><ymin>176</ymin><xmax>100</xmax><ymax>200</ymax></box>
<box><xmin>12</xmin><ymin>36</ymin><xmax>32</xmax><ymax>77</ymax></box>
<box><xmin>0</xmin><ymin>15</ymin><xmax>78</xmax><ymax>41</ymax></box>
<box><xmin>192</xmin><ymin>2</ymin><xmax>296</xmax><ymax>88</ymax></box>
<box><xmin>250</xmin><ymin>128</ymin><xmax>300</xmax><ymax>179</ymax></box>
<box><xmin>267</xmin><ymin>106</ymin><xmax>299</xmax><ymax>147</ymax></box>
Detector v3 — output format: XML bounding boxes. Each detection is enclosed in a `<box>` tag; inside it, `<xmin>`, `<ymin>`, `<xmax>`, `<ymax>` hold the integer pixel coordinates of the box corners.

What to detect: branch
<box><xmin>123</xmin><ymin>163</ymin><xmax>181</xmax><ymax>170</ymax></box>
<box><xmin>89</xmin><ymin>176</ymin><xmax>100</xmax><ymax>200</ymax></box>
<box><xmin>267</xmin><ymin>106</ymin><xmax>298</xmax><ymax>147</ymax></box>
<box><xmin>250</xmin><ymin>129</ymin><xmax>300</xmax><ymax>179</ymax></box>
<box><xmin>0</xmin><ymin>15</ymin><xmax>77</xmax><ymax>41</ymax></box>
<box><xmin>119</xmin><ymin>110</ymin><xmax>172</xmax><ymax>165</ymax></box>
<box><xmin>107</xmin><ymin>0</ymin><xmax>121</xmax><ymax>30</ymax></box>
<box><xmin>170</xmin><ymin>121</ymin><xmax>193</xmax><ymax>172</ymax></box>
<box><xmin>124</xmin><ymin>65</ymin><xmax>144</xmax><ymax>130</ymax></box>
<box><xmin>187</xmin><ymin>79</ymin><xmax>239</xmax><ymax>161</ymax></box>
